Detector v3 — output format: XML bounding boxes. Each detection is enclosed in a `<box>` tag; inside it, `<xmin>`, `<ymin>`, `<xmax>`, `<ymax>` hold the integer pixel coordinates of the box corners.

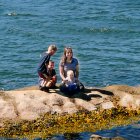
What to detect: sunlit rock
<box><xmin>0</xmin><ymin>84</ymin><xmax>140</xmax><ymax>121</ymax></box>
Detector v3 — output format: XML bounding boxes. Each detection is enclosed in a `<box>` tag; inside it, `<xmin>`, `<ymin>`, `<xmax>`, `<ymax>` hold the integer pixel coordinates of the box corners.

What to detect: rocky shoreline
<box><xmin>0</xmin><ymin>84</ymin><xmax>140</xmax><ymax>138</ymax></box>
<box><xmin>0</xmin><ymin>84</ymin><xmax>140</xmax><ymax>122</ymax></box>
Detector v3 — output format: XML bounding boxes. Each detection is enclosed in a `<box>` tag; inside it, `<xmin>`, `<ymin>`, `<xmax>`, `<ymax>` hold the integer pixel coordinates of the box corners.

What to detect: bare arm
<box><xmin>59</xmin><ymin>65</ymin><xmax>66</xmax><ymax>81</ymax></box>
<box><xmin>75</xmin><ymin>64</ymin><xmax>79</xmax><ymax>78</ymax></box>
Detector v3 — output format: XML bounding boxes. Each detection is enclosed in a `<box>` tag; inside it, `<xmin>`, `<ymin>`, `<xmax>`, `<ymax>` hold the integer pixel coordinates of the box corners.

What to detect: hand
<box><xmin>63</xmin><ymin>79</ymin><xmax>68</xmax><ymax>84</ymax></box>
<box><xmin>52</xmin><ymin>76</ymin><xmax>57</xmax><ymax>83</ymax></box>
<box><xmin>46</xmin><ymin>81</ymin><xmax>52</xmax><ymax>87</ymax></box>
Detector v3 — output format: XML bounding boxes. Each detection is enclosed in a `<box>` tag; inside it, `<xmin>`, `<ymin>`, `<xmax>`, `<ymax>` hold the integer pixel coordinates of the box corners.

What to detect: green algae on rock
<box><xmin>0</xmin><ymin>85</ymin><xmax>140</xmax><ymax>138</ymax></box>
<box><xmin>0</xmin><ymin>107</ymin><xmax>140</xmax><ymax>139</ymax></box>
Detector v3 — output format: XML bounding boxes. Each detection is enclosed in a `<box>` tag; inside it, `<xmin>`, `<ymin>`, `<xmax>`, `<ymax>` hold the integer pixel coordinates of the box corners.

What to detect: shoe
<box><xmin>39</xmin><ymin>86</ymin><xmax>49</xmax><ymax>92</ymax></box>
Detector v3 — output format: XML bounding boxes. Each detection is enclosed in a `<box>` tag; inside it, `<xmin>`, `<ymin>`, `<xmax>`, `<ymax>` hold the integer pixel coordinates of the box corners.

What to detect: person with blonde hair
<box><xmin>37</xmin><ymin>44</ymin><xmax>57</xmax><ymax>91</ymax></box>
<box><xmin>64</xmin><ymin>70</ymin><xmax>80</xmax><ymax>92</ymax></box>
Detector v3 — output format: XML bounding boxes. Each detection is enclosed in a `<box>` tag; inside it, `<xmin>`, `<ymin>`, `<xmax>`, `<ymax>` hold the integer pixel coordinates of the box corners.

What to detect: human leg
<box><xmin>59</xmin><ymin>83</ymin><xmax>69</xmax><ymax>93</ymax></box>
<box><xmin>38</xmin><ymin>72</ymin><xmax>49</xmax><ymax>92</ymax></box>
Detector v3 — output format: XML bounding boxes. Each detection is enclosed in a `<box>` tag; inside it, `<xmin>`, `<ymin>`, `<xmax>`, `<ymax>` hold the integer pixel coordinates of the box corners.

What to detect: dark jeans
<box><xmin>60</xmin><ymin>82</ymin><xmax>85</xmax><ymax>96</ymax></box>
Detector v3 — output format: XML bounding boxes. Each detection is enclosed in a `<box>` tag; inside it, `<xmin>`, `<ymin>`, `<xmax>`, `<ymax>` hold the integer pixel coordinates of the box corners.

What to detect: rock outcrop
<box><xmin>0</xmin><ymin>85</ymin><xmax>140</xmax><ymax>121</ymax></box>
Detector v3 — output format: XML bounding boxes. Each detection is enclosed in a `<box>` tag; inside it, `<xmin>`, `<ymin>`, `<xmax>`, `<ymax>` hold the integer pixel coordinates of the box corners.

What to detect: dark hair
<box><xmin>61</xmin><ymin>47</ymin><xmax>73</xmax><ymax>64</ymax></box>
<box><xmin>49</xmin><ymin>60</ymin><xmax>54</xmax><ymax>64</ymax></box>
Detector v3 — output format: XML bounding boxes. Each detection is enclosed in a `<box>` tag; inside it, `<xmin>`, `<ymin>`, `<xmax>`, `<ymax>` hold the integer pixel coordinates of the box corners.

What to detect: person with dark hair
<box><xmin>59</xmin><ymin>47</ymin><xmax>84</xmax><ymax>95</ymax></box>
<box><xmin>39</xmin><ymin>60</ymin><xmax>57</xmax><ymax>91</ymax></box>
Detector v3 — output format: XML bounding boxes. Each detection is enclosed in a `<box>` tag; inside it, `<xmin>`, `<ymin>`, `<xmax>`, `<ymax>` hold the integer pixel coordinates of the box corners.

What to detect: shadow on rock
<box><xmin>84</xmin><ymin>88</ymin><xmax>93</xmax><ymax>93</ymax></box>
<box><xmin>72</xmin><ymin>92</ymin><xmax>91</xmax><ymax>101</ymax></box>
<box><xmin>55</xmin><ymin>90</ymin><xmax>92</xmax><ymax>101</ymax></box>
<box><xmin>92</xmin><ymin>88</ymin><xmax>114</xmax><ymax>96</ymax></box>
<box><xmin>46</xmin><ymin>87</ymin><xmax>114</xmax><ymax>101</ymax></box>
<box><xmin>88</xmin><ymin>94</ymin><xmax>102</xmax><ymax>98</ymax></box>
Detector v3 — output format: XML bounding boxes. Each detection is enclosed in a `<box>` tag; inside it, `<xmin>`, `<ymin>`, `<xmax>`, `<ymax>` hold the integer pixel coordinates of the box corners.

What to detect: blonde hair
<box><xmin>67</xmin><ymin>70</ymin><xmax>74</xmax><ymax>77</ymax></box>
<box><xmin>48</xmin><ymin>44</ymin><xmax>57</xmax><ymax>52</ymax></box>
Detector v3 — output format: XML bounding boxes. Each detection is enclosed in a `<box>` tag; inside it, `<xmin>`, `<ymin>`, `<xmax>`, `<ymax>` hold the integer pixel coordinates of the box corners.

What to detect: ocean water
<box><xmin>0</xmin><ymin>0</ymin><xmax>140</xmax><ymax>91</ymax></box>
<box><xmin>0</xmin><ymin>0</ymin><xmax>140</xmax><ymax>139</ymax></box>
<box><xmin>48</xmin><ymin>121</ymin><xmax>140</xmax><ymax>140</ymax></box>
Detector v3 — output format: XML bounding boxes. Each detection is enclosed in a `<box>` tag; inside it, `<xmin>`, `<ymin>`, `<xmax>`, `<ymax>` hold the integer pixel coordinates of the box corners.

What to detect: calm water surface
<box><xmin>0</xmin><ymin>0</ymin><xmax>140</xmax><ymax>139</ymax></box>
<box><xmin>0</xmin><ymin>0</ymin><xmax>139</xmax><ymax>90</ymax></box>
<box><xmin>51</xmin><ymin>121</ymin><xmax>140</xmax><ymax>140</ymax></box>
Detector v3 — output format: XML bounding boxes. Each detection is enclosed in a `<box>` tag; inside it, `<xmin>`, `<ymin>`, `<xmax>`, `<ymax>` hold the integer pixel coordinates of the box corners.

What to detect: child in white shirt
<box><xmin>63</xmin><ymin>70</ymin><xmax>79</xmax><ymax>91</ymax></box>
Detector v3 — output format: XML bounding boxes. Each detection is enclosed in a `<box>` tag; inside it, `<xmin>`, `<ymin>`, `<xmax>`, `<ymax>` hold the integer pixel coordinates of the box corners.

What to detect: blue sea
<box><xmin>0</xmin><ymin>0</ymin><xmax>140</xmax><ymax>139</ymax></box>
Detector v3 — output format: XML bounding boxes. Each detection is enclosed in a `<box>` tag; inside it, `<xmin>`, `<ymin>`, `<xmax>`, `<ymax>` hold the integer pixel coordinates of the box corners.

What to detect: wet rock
<box><xmin>90</xmin><ymin>134</ymin><xmax>126</xmax><ymax>140</ymax></box>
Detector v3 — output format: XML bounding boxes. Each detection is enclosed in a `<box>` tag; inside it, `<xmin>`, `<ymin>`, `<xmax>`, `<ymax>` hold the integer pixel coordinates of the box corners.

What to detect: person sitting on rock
<box><xmin>60</xmin><ymin>70</ymin><xmax>80</xmax><ymax>95</ymax></box>
<box><xmin>59</xmin><ymin>47</ymin><xmax>84</xmax><ymax>95</ymax></box>
<box><xmin>39</xmin><ymin>60</ymin><xmax>57</xmax><ymax>91</ymax></box>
